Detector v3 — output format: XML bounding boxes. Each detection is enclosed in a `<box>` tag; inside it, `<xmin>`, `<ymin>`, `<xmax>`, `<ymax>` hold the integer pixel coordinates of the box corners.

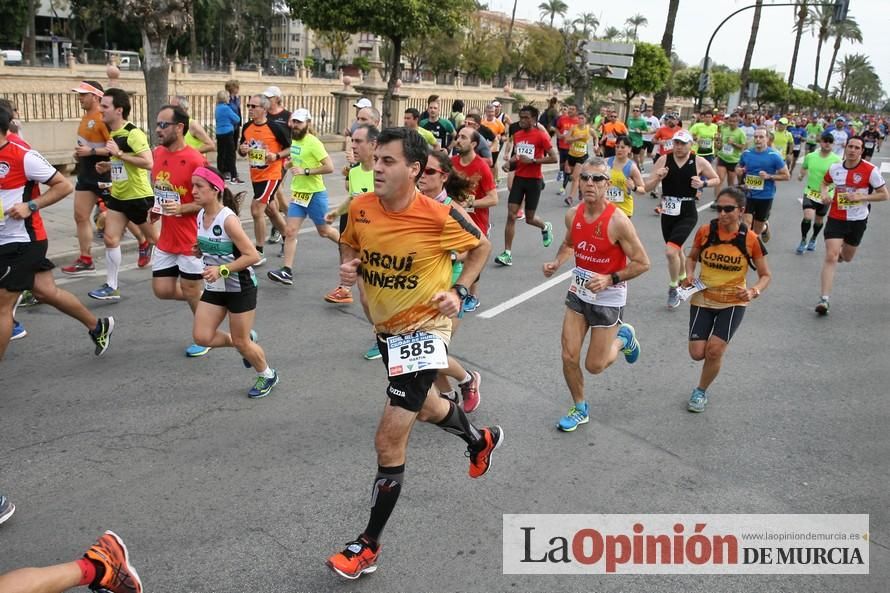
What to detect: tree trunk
<box><xmin>505</xmin><ymin>0</ymin><xmax>517</xmax><ymax>49</ymax></box>
<box><xmin>813</xmin><ymin>34</ymin><xmax>824</xmax><ymax>89</ymax></box>
<box><xmin>142</xmin><ymin>29</ymin><xmax>170</xmax><ymax>142</ymax></box>
<box><xmin>824</xmin><ymin>37</ymin><xmax>841</xmax><ymax>97</ymax></box>
<box><xmin>24</xmin><ymin>0</ymin><xmax>37</xmax><ymax>65</ymax></box>
<box><xmin>738</xmin><ymin>0</ymin><xmax>763</xmax><ymax>105</ymax></box>
<box><xmin>382</xmin><ymin>35</ymin><xmax>402</xmax><ymax>128</ymax></box>
<box><xmin>787</xmin><ymin>1</ymin><xmax>807</xmax><ymax>85</ymax></box>
<box><xmin>652</xmin><ymin>0</ymin><xmax>679</xmax><ymax>115</ymax></box>
<box><xmin>189</xmin><ymin>0</ymin><xmax>198</xmax><ymax>66</ymax></box>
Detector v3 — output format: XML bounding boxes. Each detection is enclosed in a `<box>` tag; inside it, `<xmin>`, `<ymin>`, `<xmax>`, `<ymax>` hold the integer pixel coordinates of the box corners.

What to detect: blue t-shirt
<box><xmin>739</xmin><ymin>148</ymin><xmax>786</xmax><ymax>199</ymax></box>
<box><xmin>215</xmin><ymin>103</ymin><xmax>241</xmax><ymax>135</ymax></box>
<box><xmin>788</xmin><ymin>126</ymin><xmax>806</xmax><ymax>147</ymax></box>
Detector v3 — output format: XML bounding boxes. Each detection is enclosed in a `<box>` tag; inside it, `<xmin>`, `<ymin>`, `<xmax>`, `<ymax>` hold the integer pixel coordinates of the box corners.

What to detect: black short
<box><xmin>698</xmin><ymin>154</ymin><xmax>715</xmax><ymax>164</ymax></box>
<box><xmin>747</xmin><ymin>198</ymin><xmax>773</xmax><ymax>223</ymax></box>
<box><xmin>339</xmin><ymin>212</ymin><xmax>349</xmax><ymax>234</ymax></box>
<box><xmin>558</xmin><ymin>148</ymin><xmax>569</xmax><ymax>166</ymax></box>
<box><xmin>643</xmin><ymin>140</ymin><xmax>654</xmax><ymax>154</ymax></box>
<box><xmin>566</xmin><ymin>154</ymin><xmax>587</xmax><ymax>168</ymax></box>
<box><xmin>565</xmin><ymin>292</ymin><xmax>623</xmax><ymax>328</ymax></box>
<box><xmin>660</xmin><ymin>202</ymin><xmax>698</xmax><ymax>247</ymax></box>
<box><xmin>151</xmin><ymin>267</ymin><xmax>203</xmax><ymax>281</ymax></box>
<box><xmin>105</xmin><ymin>195</ymin><xmax>153</xmax><ymax>225</ymax></box>
<box><xmin>792</xmin><ymin>147</ymin><xmax>801</xmax><ymax>157</ymax></box>
<box><xmin>508</xmin><ymin>176</ymin><xmax>544</xmax><ymax>210</ymax></box>
<box><xmin>0</xmin><ymin>240</ymin><xmax>49</xmax><ymax>292</ymax></box>
<box><xmin>689</xmin><ymin>305</ymin><xmax>746</xmax><ymax>343</ymax></box>
<box><xmin>603</xmin><ymin>146</ymin><xmax>616</xmax><ymax>158</ymax></box>
<box><xmin>75</xmin><ymin>179</ymin><xmax>111</xmax><ymax>199</ymax></box>
<box><xmin>377</xmin><ymin>333</ymin><xmax>440</xmax><ymax>413</ymax></box>
<box><xmin>802</xmin><ymin>197</ymin><xmax>829</xmax><ymax>217</ymax></box>
<box><xmin>716</xmin><ymin>158</ymin><xmax>737</xmax><ymax>172</ymax></box>
<box><xmin>631</xmin><ymin>145</ymin><xmax>643</xmax><ymax>155</ymax></box>
<box><xmin>863</xmin><ymin>149</ymin><xmax>875</xmax><ymax>159</ymax></box>
<box><xmin>824</xmin><ymin>217</ymin><xmax>867</xmax><ymax>247</ymax></box>
<box><xmin>200</xmin><ymin>287</ymin><xmax>257</xmax><ymax>314</ymax></box>
<box><xmin>491</xmin><ymin>151</ymin><xmax>500</xmax><ymax>165</ymax></box>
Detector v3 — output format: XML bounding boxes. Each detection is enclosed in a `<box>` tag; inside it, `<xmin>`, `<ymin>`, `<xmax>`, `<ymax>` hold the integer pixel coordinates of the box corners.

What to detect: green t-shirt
<box><xmin>802</xmin><ymin>150</ymin><xmax>841</xmax><ymax>193</ymax></box>
<box><xmin>110</xmin><ymin>123</ymin><xmax>153</xmax><ymax>200</ymax></box>
<box><xmin>347</xmin><ymin>164</ymin><xmax>374</xmax><ymax>197</ymax></box>
<box><xmin>772</xmin><ymin>129</ymin><xmax>794</xmax><ymax>156</ymax></box>
<box><xmin>289</xmin><ymin>133</ymin><xmax>328</xmax><ymax>194</ymax></box>
<box><xmin>689</xmin><ymin>122</ymin><xmax>719</xmax><ymax>155</ymax></box>
<box><xmin>718</xmin><ymin>127</ymin><xmax>747</xmax><ymax>164</ymax></box>
<box><xmin>184</xmin><ymin>118</ymin><xmax>203</xmax><ymax>150</ymax></box>
<box><xmin>416</xmin><ymin>126</ymin><xmax>437</xmax><ymax>147</ymax></box>
<box><xmin>850</xmin><ymin>119</ymin><xmax>864</xmax><ymax>134</ymax></box>
<box><xmin>805</xmin><ymin>123</ymin><xmax>823</xmax><ymax>144</ymax></box>
<box><xmin>626</xmin><ymin>116</ymin><xmax>648</xmax><ymax>148</ymax></box>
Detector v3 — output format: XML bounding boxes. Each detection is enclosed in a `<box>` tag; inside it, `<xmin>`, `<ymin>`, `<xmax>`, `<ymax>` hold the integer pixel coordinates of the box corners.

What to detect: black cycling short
<box><xmin>105</xmin><ymin>195</ymin><xmax>153</xmax><ymax>225</ymax></box>
<box><xmin>824</xmin><ymin>217</ymin><xmax>867</xmax><ymax>246</ymax></box>
<box><xmin>377</xmin><ymin>333</ymin><xmax>441</xmax><ymax>413</ymax></box>
<box><xmin>200</xmin><ymin>287</ymin><xmax>257</xmax><ymax>314</ymax></box>
<box><xmin>75</xmin><ymin>179</ymin><xmax>111</xmax><ymax>199</ymax></box>
<box><xmin>566</xmin><ymin>154</ymin><xmax>587</xmax><ymax>168</ymax></box>
<box><xmin>802</xmin><ymin>197</ymin><xmax>829</xmax><ymax>217</ymax></box>
<box><xmin>716</xmin><ymin>158</ymin><xmax>737</xmax><ymax>172</ymax></box>
<box><xmin>660</xmin><ymin>200</ymin><xmax>698</xmax><ymax>247</ymax></box>
<box><xmin>631</xmin><ymin>145</ymin><xmax>643</xmax><ymax>155</ymax></box>
<box><xmin>792</xmin><ymin>147</ymin><xmax>801</xmax><ymax>157</ymax></box>
<box><xmin>689</xmin><ymin>304</ymin><xmax>746</xmax><ymax>343</ymax></box>
<box><xmin>0</xmin><ymin>240</ymin><xmax>49</xmax><ymax>292</ymax></box>
<box><xmin>508</xmin><ymin>176</ymin><xmax>544</xmax><ymax>211</ymax></box>
<box><xmin>558</xmin><ymin>148</ymin><xmax>569</xmax><ymax>168</ymax></box>
<box><xmin>643</xmin><ymin>140</ymin><xmax>654</xmax><ymax>154</ymax></box>
<box><xmin>747</xmin><ymin>198</ymin><xmax>773</xmax><ymax>223</ymax></box>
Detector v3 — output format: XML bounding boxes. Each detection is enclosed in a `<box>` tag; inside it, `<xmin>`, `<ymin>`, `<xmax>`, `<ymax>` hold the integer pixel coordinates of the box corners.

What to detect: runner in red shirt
<box><xmin>555</xmin><ymin>104</ymin><xmax>579</xmax><ymax>194</ymax></box>
<box><xmin>150</xmin><ymin>105</ymin><xmax>211</xmax><ymax>356</ymax></box>
<box><xmin>494</xmin><ymin>105</ymin><xmax>558</xmax><ymax>267</ymax></box>
<box><xmin>653</xmin><ymin>114</ymin><xmax>681</xmax><ymax>161</ymax></box>
<box><xmin>814</xmin><ymin>135</ymin><xmax>888</xmax><ymax>315</ymax></box>
<box><xmin>452</xmin><ymin>126</ymin><xmax>498</xmax><ymax>311</ymax></box>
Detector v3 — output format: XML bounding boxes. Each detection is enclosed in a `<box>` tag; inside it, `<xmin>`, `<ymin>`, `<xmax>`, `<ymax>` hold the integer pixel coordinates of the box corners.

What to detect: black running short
<box><xmin>377</xmin><ymin>333</ymin><xmax>442</xmax><ymax>413</ymax></box>
<box><xmin>508</xmin><ymin>176</ymin><xmax>544</xmax><ymax>211</ymax></box>
<box><xmin>824</xmin><ymin>217</ymin><xmax>867</xmax><ymax>247</ymax></box>
<box><xmin>802</xmin><ymin>197</ymin><xmax>829</xmax><ymax>217</ymax></box>
<box><xmin>566</xmin><ymin>154</ymin><xmax>587</xmax><ymax>168</ymax></box>
<box><xmin>689</xmin><ymin>304</ymin><xmax>746</xmax><ymax>343</ymax></box>
<box><xmin>660</xmin><ymin>201</ymin><xmax>698</xmax><ymax>247</ymax></box>
<box><xmin>717</xmin><ymin>158</ymin><xmax>737</xmax><ymax>172</ymax></box>
<box><xmin>643</xmin><ymin>140</ymin><xmax>654</xmax><ymax>154</ymax></box>
<box><xmin>747</xmin><ymin>198</ymin><xmax>773</xmax><ymax>223</ymax></box>
<box><xmin>0</xmin><ymin>240</ymin><xmax>48</xmax><ymax>292</ymax></box>
<box><xmin>200</xmin><ymin>287</ymin><xmax>257</xmax><ymax>314</ymax></box>
<box><xmin>631</xmin><ymin>145</ymin><xmax>643</xmax><ymax>155</ymax></box>
<box><xmin>105</xmin><ymin>195</ymin><xmax>153</xmax><ymax>225</ymax></box>
<box><xmin>558</xmin><ymin>148</ymin><xmax>569</xmax><ymax>168</ymax></box>
<box><xmin>75</xmin><ymin>179</ymin><xmax>111</xmax><ymax>199</ymax></box>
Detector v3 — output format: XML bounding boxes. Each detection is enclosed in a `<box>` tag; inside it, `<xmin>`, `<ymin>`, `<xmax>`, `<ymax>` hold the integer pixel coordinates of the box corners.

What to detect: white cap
<box><xmin>353</xmin><ymin>98</ymin><xmax>372</xmax><ymax>109</ymax></box>
<box><xmin>491</xmin><ymin>100</ymin><xmax>501</xmax><ymax>107</ymax></box>
<box><xmin>290</xmin><ymin>108</ymin><xmax>311</xmax><ymax>122</ymax></box>
<box><xmin>262</xmin><ymin>86</ymin><xmax>282</xmax><ymax>98</ymax></box>
<box><xmin>672</xmin><ymin>129</ymin><xmax>693</xmax><ymax>144</ymax></box>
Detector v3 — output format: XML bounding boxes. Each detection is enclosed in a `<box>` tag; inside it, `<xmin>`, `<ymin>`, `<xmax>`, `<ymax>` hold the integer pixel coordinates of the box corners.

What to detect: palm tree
<box><xmin>505</xmin><ymin>0</ymin><xmax>518</xmax><ymax>50</ymax></box>
<box><xmin>625</xmin><ymin>14</ymin><xmax>648</xmax><ymax>39</ymax></box>
<box><xmin>836</xmin><ymin>53</ymin><xmax>870</xmax><ymax>102</ymax></box>
<box><xmin>806</xmin><ymin>3</ymin><xmax>833</xmax><ymax>91</ymax></box>
<box><xmin>573</xmin><ymin>12</ymin><xmax>599</xmax><ymax>37</ymax></box>
<box><xmin>538</xmin><ymin>0</ymin><xmax>568</xmax><ymax>28</ymax></box>
<box><xmin>824</xmin><ymin>17</ymin><xmax>862</xmax><ymax>95</ymax></box>
<box><xmin>602</xmin><ymin>26</ymin><xmax>622</xmax><ymax>41</ymax></box>
<box><xmin>653</xmin><ymin>0</ymin><xmax>680</xmax><ymax>115</ymax></box>
<box><xmin>739</xmin><ymin>0</ymin><xmax>763</xmax><ymax>104</ymax></box>
<box><xmin>787</xmin><ymin>0</ymin><xmax>807</xmax><ymax>86</ymax></box>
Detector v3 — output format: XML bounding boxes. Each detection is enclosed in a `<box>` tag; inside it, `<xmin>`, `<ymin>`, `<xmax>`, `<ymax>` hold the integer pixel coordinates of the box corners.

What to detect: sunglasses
<box><xmin>579</xmin><ymin>173</ymin><xmax>610</xmax><ymax>183</ymax></box>
<box><xmin>155</xmin><ymin>121</ymin><xmax>176</xmax><ymax>129</ymax></box>
<box><xmin>714</xmin><ymin>205</ymin><xmax>739</xmax><ymax>213</ymax></box>
<box><xmin>423</xmin><ymin>167</ymin><xmax>445</xmax><ymax>176</ymax></box>
<box><xmin>247</xmin><ymin>104</ymin><xmax>262</xmax><ymax>109</ymax></box>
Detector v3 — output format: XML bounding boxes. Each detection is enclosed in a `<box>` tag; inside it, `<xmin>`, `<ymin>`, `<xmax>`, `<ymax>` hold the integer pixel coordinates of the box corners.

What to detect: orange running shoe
<box><xmin>324</xmin><ymin>286</ymin><xmax>353</xmax><ymax>304</ymax></box>
<box><xmin>137</xmin><ymin>243</ymin><xmax>153</xmax><ymax>268</ymax></box>
<box><xmin>84</xmin><ymin>530</ymin><xmax>143</xmax><ymax>593</ymax></box>
<box><xmin>326</xmin><ymin>537</ymin><xmax>380</xmax><ymax>579</ymax></box>
<box><xmin>468</xmin><ymin>425</ymin><xmax>504</xmax><ymax>478</ymax></box>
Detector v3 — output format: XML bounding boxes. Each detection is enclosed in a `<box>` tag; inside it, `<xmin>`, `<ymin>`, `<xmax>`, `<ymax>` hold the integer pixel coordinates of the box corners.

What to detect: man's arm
<box><xmin>539</xmin><ymin>145</ymin><xmax>558</xmax><ymax>165</ymax></box>
<box><xmin>643</xmin><ymin>155</ymin><xmax>668</xmax><ymax>192</ymax></box>
<box><xmin>189</xmin><ymin>121</ymin><xmax>217</xmax><ymax>154</ymax></box>
<box><xmin>6</xmin><ymin>172</ymin><xmax>73</xmax><ymax>219</ymax></box>
<box><xmin>612</xmin><ymin>214</ymin><xmax>650</xmax><ymax>282</ymax></box>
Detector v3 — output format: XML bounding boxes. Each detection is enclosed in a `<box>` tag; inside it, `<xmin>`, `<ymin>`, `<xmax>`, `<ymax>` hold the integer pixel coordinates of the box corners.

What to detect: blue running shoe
<box><xmin>242</xmin><ymin>329</ymin><xmax>258</xmax><ymax>368</ymax></box>
<box><xmin>557</xmin><ymin>401</ymin><xmax>589</xmax><ymax>432</ymax></box>
<box><xmin>364</xmin><ymin>342</ymin><xmax>381</xmax><ymax>360</ymax></box>
<box><xmin>11</xmin><ymin>320</ymin><xmax>27</xmax><ymax>341</ymax></box>
<box><xmin>0</xmin><ymin>495</ymin><xmax>15</xmax><ymax>525</ymax></box>
<box><xmin>185</xmin><ymin>343</ymin><xmax>211</xmax><ymax>357</ymax></box>
<box><xmin>796</xmin><ymin>240</ymin><xmax>806</xmax><ymax>255</ymax></box>
<box><xmin>462</xmin><ymin>294</ymin><xmax>479</xmax><ymax>313</ymax></box>
<box><xmin>688</xmin><ymin>388</ymin><xmax>708</xmax><ymax>413</ymax></box>
<box><xmin>617</xmin><ymin>323</ymin><xmax>640</xmax><ymax>363</ymax></box>
<box><xmin>806</xmin><ymin>239</ymin><xmax>817</xmax><ymax>252</ymax></box>
<box><xmin>88</xmin><ymin>283</ymin><xmax>121</xmax><ymax>301</ymax></box>
<box><xmin>248</xmin><ymin>370</ymin><xmax>279</xmax><ymax>399</ymax></box>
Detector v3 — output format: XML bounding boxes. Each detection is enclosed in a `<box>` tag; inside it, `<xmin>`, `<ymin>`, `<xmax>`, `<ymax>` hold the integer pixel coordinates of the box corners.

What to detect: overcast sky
<box><xmin>487</xmin><ymin>0</ymin><xmax>888</xmax><ymax>95</ymax></box>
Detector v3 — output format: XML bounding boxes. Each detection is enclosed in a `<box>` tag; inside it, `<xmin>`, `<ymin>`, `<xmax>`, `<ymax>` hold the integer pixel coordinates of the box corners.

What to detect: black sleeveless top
<box><xmin>662</xmin><ymin>154</ymin><xmax>698</xmax><ymax>199</ymax></box>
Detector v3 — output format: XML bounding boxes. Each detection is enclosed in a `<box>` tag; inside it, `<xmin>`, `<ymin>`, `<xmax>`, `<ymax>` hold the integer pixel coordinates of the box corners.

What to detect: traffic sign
<box><xmin>582</xmin><ymin>41</ymin><xmax>636</xmax><ymax>56</ymax></box>
<box><xmin>585</xmin><ymin>52</ymin><xmax>634</xmax><ymax>68</ymax></box>
<box><xmin>588</xmin><ymin>66</ymin><xmax>627</xmax><ymax>80</ymax></box>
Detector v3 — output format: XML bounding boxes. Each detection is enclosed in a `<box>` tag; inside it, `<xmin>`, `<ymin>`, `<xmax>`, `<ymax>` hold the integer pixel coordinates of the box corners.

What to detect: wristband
<box><xmin>610</xmin><ymin>272</ymin><xmax>620</xmax><ymax>285</ymax></box>
<box><xmin>219</xmin><ymin>264</ymin><xmax>231</xmax><ymax>278</ymax></box>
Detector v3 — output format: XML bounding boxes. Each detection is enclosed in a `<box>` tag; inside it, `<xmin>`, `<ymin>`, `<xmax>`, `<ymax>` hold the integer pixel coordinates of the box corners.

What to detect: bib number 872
<box><xmin>400</xmin><ymin>340</ymin><xmax>435</xmax><ymax>359</ymax></box>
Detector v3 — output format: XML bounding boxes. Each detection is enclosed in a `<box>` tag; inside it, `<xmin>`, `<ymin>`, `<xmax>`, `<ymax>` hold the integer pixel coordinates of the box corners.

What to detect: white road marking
<box><xmin>697</xmin><ymin>200</ymin><xmax>714</xmax><ymax>212</ymax></box>
<box><xmin>478</xmin><ymin>271</ymin><xmax>572</xmax><ymax>319</ymax></box>
<box><xmin>881</xmin><ymin>162</ymin><xmax>890</xmax><ymax>174</ymax></box>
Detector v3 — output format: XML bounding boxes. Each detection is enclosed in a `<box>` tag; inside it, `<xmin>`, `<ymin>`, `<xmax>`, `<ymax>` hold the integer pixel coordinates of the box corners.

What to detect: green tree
<box><xmin>824</xmin><ymin>17</ymin><xmax>861</xmax><ymax>95</ymax></box>
<box><xmin>317</xmin><ymin>29</ymin><xmax>352</xmax><ymax>72</ymax></box>
<box><xmin>601</xmin><ymin>26</ymin><xmax>621</xmax><ymax>41</ymax></box>
<box><xmin>652</xmin><ymin>0</ymin><xmax>679</xmax><ymax>115</ymax></box>
<box><xmin>711</xmin><ymin>70</ymin><xmax>740</xmax><ymax>105</ymax></box>
<box><xmin>517</xmin><ymin>24</ymin><xmax>564</xmax><ymax>83</ymax></box>
<box><xmin>806</xmin><ymin>3</ymin><xmax>833</xmax><ymax>91</ymax></box>
<box><xmin>425</xmin><ymin>32</ymin><xmax>463</xmax><ymax>79</ymax></box>
<box><xmin>0</xmin><ymin>0</ymin><xmax>29</xmax><ymax>47</ymax></box>
<box><xmin>462</xmin><ymin>16</ymin><xmax>506</xmax><ymax>80</ymax></box>
<box><xmin>538</xmin><ymin>0</ymin><xmax>568</xmax><ymax>28</ymax></box>
<box><xmin>625</xmin><ymin>13</ymin><xmax>648</xmax><ymax>39</ymax></box>
<box><xmin>747</xmin><ymin>68</ymin><xmax>789</xmax><ymax>109</ymax></box>
<box><xmin>789</xmin><ymin>87</ymin><xmax>821</xmax><ymax>109</ymax></box>
<box><xmin>573</xmin><ymin>12</ymin><xmax>599</xmax><ymax>37</ymax></box>
<box><xmin>287</xmin><ymin>0</ymin><xmax>473</xmax><ymax>126</ymax></box>
<box><xmin>739</xmin><ymin>0</ymin><xmax>763</xmax><ymax>104</ymax></box>
<box><xmin>605</xmin><ymin>41</ymin><xmax>670</xmax><ymax>116</ymax></box>
<box><xmin>672</xmin><ymin>66</ymin><xmax>738</xmax><ymax>105</ymax></box>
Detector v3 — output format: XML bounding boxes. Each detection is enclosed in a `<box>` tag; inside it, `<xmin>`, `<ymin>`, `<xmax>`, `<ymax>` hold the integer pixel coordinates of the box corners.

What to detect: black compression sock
<box><xmin>436</xmin><ymin>400</ymin><xmax>482</xmax><ymax>445</ymax></box>
<box><xmin>812</xmin><ymin>222</ymin><xmax>824</xmax><ymax>239</ymax></box>
<box><xmin>801</xmin><ymin>219</ymin><xmax>812</xmax><ymax>241</ymax></box>
<box><xmin>362</xmin><ymin>464</ymin><xmax>404</xmax><ymax>545</ymax></box>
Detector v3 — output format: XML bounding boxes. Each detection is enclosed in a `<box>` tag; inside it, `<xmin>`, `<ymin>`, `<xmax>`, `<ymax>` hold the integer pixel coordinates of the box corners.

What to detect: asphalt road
<box><xmin>2</xmin><ymin>154</ymin><xmax>888</xmax><ymax>592</ymax></box>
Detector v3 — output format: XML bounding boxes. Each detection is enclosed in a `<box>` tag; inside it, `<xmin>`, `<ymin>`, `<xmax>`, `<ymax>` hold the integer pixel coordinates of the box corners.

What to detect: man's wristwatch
<box><xmin>219</xmin><ymin>265</ymin><xmax>231</xmax><ymax>278</ymax></box>
<box><xmin>452</xmin><ymin>283</ymin><xmax>469</xmax><ymax>301</ymax></box>
<box><xmin>304</xmin><ymin>168</ymin><xmax>310</xmax><ymax>176</ymax></box>
<box><xmin>28</xmin><ymin>201</ymin><xmax>39</xmax><ymax>213</ymax></box>
<box><xmin>610</xmin><ymin>272</ymin><xmax>621</xmax><ymax>286</ymax></box>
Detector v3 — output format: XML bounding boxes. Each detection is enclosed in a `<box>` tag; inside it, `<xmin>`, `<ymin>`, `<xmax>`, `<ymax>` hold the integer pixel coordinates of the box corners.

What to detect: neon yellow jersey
<box><xmin>772</xmin><ymin>130</ymin><xmax>794</xmax><ymax>156</ymax></box>
<box><xmin>290</xmin><ymin>133</ymin><xmax>328</xmax><ymax>194</ymax></box>
<box><xmin>689</xmin><ymin>122</ymin><xmax>718</xmax><ymax>155</ymax></box>
<box><xmin>109</xmin><ymin>123</ymin><xmax>153</xmax><ymax>200</ymax></box>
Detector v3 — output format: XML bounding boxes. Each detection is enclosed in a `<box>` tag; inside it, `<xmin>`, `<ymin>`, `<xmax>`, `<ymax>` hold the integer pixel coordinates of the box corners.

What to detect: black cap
<box><xmin>820</xmin><ymin>131</ymin><xmax>835</xmax><ymax>142</ymax></box>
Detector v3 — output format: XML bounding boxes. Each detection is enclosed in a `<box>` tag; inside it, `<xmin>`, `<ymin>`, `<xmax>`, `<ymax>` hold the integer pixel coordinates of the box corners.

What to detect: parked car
<box><xmin>1</xmin><ymin>50</ymin><xmax>23</xmax><ymax>65</ymax></box>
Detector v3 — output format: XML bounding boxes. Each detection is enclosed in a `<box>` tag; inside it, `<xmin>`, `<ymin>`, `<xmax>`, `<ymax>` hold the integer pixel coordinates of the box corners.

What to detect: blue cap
<box><xmin>835</xmin><ymin>116</ymin><xmax>846</xmax><ymax>123</ymax></box>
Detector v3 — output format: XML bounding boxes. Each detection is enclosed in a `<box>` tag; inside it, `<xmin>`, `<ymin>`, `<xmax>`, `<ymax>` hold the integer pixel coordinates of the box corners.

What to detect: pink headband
<box><xmin>193</xmin><ymin>167</ymin><xmax>225</xmax><ymax>192</ymax></box>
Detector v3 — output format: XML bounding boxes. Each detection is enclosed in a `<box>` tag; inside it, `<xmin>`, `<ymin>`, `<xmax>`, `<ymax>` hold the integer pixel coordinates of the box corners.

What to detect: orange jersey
<box><xmin>241</xmin><ymin>121</ymin><xmax>287</xmax><ymax>182</ymax></box>
<box><xmin>691</xmin><ymin>224</ymin><xmax>765</xmax><ymax>308</ymax></box>
<box><xmin>76</xmin><ymin>109</ymin><xmax>111</xmax><ymax>183</ymax></box>
<box><xmin>481</xmin><ymin>118</ymin><xmax>506</xmax><ymax>139</ymax></box>
<box><xmin>341</xmin><ymin>191</ymin><xmax>481</xmax><ymax>338</ymax></box>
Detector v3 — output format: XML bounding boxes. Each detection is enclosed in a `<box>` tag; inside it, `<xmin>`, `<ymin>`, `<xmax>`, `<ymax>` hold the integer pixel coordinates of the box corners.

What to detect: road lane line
<box><xmin>478</xmin><ymin>270</ymin><xmax>572</xmax><ymax>319</ymax></box>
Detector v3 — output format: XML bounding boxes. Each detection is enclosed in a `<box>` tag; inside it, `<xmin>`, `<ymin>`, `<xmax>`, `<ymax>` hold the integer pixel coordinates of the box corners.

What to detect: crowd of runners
<box><xmin>0</xmin><ymin>83</ymin><xmax>886</xmax><ymax>590</ymax></box>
